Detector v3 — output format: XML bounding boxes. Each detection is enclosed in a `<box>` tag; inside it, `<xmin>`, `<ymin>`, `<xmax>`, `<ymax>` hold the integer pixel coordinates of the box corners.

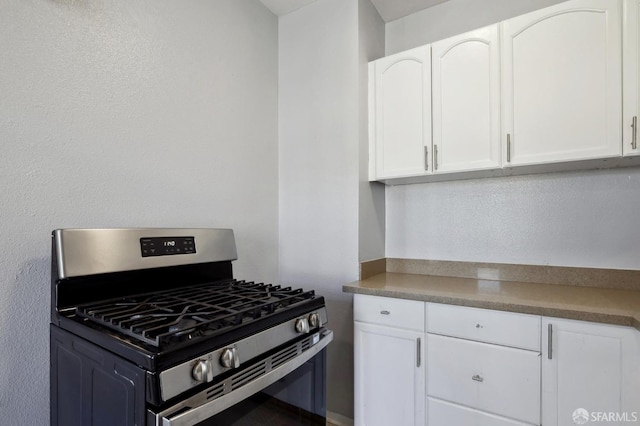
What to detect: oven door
<box><xmin>148</xmin><ymin>329</ymin><xmax>332</xmax><ymax>426</ymax></box>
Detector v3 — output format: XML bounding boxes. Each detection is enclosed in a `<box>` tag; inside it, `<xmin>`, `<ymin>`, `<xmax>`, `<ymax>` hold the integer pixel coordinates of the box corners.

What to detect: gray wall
<box><xmin>384</xmin><ymin>0</ymin><xmax>640</xmax><ymax>270</ymax></box>
<box><xmin>0</xmin><ymin>1</ymin><xmax>278</xmax><ymax>424</ymax></box>
<box><xmin>359</xmin><ymin>0</ymin><xmax>386</xmax><ymax>263</ymax></box>
<box><xmin>279</xmin><ymin>0</ymin><xmax>369</xmax><ymax>418</ymax></box>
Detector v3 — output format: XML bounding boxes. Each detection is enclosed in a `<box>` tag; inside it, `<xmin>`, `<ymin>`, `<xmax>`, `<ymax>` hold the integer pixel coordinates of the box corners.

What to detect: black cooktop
<box><xmin>74</xmin><ymin>279</ymin><xmax>317</xmax><ymax>347</ymax></box>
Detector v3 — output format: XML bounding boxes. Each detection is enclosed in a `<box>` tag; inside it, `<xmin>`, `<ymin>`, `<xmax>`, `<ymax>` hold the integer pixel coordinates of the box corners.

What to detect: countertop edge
<box><xmin>343</xmin><ymin>279</ymin><xmax>640</xmax><ymax>332</ymax></box>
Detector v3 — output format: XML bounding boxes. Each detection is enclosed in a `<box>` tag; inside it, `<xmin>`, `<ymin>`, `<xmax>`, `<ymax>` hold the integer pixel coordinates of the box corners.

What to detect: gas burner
<box><xmin>169</xmin><ymin>318</ymin><xmax>197</xmax><ymax>335</ymax></box>
<box><xmin>74</xmin><ymin>279</ymin><xmax>317</xmax><ymax>347</ymax></box>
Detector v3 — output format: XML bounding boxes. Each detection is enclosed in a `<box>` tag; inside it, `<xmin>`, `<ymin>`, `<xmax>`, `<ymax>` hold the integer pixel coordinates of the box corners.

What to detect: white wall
<box><xmin>278</xmin><ymin>0</ymin><xmax>361</xmax><ymax>417</ymax></box>
<box><xmin>384</xmin><ymin>0</ymin><xmax>640</xmax><ymax>270</ymax></box>
<box><xmin>0</xmin><ymin>1</ymin><xmax>278</xmax><ymax>424</ymax></box>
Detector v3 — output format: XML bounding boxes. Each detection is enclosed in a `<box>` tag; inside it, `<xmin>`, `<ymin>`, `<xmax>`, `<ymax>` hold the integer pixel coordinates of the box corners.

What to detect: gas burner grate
<box><xmin>75</xmin><ymin>279</ymin><xmax>316</xmax><ymax>347</ymax></box>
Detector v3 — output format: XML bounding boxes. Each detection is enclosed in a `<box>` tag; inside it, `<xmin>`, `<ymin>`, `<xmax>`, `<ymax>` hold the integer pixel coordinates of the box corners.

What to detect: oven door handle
<box><xmin>150</xmin><ymin>330</ymin><xmax>333</xmax><ymax>426</ymax></box>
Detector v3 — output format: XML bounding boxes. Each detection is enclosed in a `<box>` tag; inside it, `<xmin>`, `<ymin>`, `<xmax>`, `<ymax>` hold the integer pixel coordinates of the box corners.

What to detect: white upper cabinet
<box><xmin>371</xmin><ymin>46</ymin><xmax>432</xmax><ymax>180</ymax></box>
<box><xmin>431</xmin><ymin>25</ymin><xmax>501</xmax><ymax>173</ymax></box>
<box><xmin>624</xmin><ymin>0</ymin><xmax>640</xmax><ymax>156</ymax></box>
<box><xmin>501</xmin><ymin>0</ymin><xmax>622</xmax><ymax>166</ymax></box>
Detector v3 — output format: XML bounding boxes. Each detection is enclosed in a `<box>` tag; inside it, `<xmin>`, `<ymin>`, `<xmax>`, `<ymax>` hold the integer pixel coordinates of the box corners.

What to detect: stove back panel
<box><xmin>53</xmin><ymin>228</ymin><xmax>237</xmax><ymax>279</ymax></box>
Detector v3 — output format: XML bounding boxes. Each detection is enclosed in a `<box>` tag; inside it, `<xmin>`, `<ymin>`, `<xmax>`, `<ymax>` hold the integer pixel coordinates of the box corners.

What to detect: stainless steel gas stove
<box><xmin>50</xmin><ymin>228</ymin><xmax>333</xmax><ymax>426</ymax></box>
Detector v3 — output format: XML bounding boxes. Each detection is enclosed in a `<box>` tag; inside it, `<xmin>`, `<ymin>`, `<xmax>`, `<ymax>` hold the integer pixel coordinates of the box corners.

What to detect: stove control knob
<box><xmin>220</xmin><ymin>347</ymin><xmax>240</xmax><ymax>369</ymax></box>
<box><xmin>295</xmin><ymin>318</ymin><xmax>310</xmax><ymax>334</ymax></box>
<box><xmin>192</xmin><ymin>360</ymin><xmax>213</xmax><ymax>383</ymax></box>
<box><xmin>308</xmin><ymin>313</ymin><xmax>320</xmax><ymax>328</ymax></box>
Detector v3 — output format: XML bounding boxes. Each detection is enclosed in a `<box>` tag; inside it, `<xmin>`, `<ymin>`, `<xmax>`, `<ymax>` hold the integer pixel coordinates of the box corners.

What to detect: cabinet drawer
<box><xmin>428</xmin><ymin>398</ymin><xmax>534</xmax><ymax>426</ymax></box>
<box><xmin>427</xmin><ymin>303</ymin><xmax>540</xmax><ymax>350</ymax></box>
<box><xmin>427</xmin><ymin>334</ymin><xmax>540</xmax><ymax>424</ymax></box>
<box><xmin>354</xmin><ymin>294</ymin><xmax>425</xmax><ymax>331</ymax></box>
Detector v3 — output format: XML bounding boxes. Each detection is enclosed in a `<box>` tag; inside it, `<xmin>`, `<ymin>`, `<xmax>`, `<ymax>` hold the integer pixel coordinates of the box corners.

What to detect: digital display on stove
<box><xmin>140</xmin><ymin>237</ymin><xmax>196</xmax><ymax>257</ymax></box>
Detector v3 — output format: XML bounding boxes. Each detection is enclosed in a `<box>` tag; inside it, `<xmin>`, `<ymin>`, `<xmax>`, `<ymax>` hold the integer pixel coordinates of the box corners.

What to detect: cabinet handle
<box><xmin>434</xmin><ymin>144</ymin><xmax>439</xmax><ymax>170</ymax></box>
<box><xmin>507</xmin><ymin>133</ymin><xmax>512</xmax><ymax>163</ymax></box>
<box><xmin>548</xmin><ymin>323</ymin><xmax>553</xmax><ymax>360</ymax></box>
<box><xmin>380</xmin><ymin>310</ymin><xmax>390</xmax><ymax>315</ymax></box>
<box><xmin>416</xmin><ymin>337</ymin><xmax>421</xmax><ymax>367</ymax></box>
<box><xmin>472</xmin><ymin>374</ymin><xmax>484</xmax><ymax>383</ymax></box>
<box><xmin>475</xmin><ymin>323</ymin><xmax>483</xmax><ymax>329</ymax></box>
<box><xmin>424</xmin><ymin>146</ymin><xmax>429</xmax><ymax>171</ymax></box>
<box><xmin>632</xmin><ymin>116</ymin><xmax>638</xmax><ymax>150</ymax></box>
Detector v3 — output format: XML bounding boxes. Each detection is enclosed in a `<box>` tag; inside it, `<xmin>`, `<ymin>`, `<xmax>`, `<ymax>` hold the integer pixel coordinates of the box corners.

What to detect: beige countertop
<box><xmin>343</xmin><ymin>271</ymin><xmax>640</xmax><ymax>331</ymax></box>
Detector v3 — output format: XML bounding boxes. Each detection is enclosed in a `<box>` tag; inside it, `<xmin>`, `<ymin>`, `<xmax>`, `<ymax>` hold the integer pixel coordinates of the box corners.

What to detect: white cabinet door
<box><xmin>542</xmin><ymin>317</ymin><xmax>640</xmax><ymax>426</ymax></box>
<box><xmin>427</xmin><ymin>334</ymin><xmax>541</xmax><ymax>425</ymax></box>
<box><xmin>501</xmin><ymin>0</ymin><xmax>622</xmax><ymax>166</ymax></box>
<box><xmin>373</xmin><ymin>46</ymin><xmax>432</xmax><ymax>179</ymax></box>
<box><xmin>624</xmin><ymin>0</ymin><xmax>640</xmax><ymax>156</ymax></box>
<box><xmin>431</xmin><ymin>25</ymin><xmax>501</xmax><ymax>174</ymax></box>
<box><xmin>354</xmin><ymin>321</ymin><xmax>425</xmax><ymax>426</ymax></box>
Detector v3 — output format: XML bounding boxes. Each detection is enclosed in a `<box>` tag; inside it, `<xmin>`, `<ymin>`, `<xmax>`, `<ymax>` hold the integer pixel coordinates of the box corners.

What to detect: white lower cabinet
<box><xmin>354</xmin><ymin>295</ymin><xmax>426</xmax><ymax>426</ymax></box>
<box><xmin>541</xmin><ymin>317</ymin><xmax>640</xmax><ymax>426</ymax></box>
<box><xmin>353</xmin><ymin>295</ymin><xmax>640</xmax><ymax>426</ymax></box>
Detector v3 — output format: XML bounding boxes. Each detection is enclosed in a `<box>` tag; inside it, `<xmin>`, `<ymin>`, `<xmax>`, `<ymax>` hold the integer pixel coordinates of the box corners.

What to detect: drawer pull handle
<box><xmin>548</xmin><ymin>323</ymin><xmax>553</xmax><ymax>360</ymax></box>
<box><xmin>424</xmin><ymin>146</ymin><xmax>428</xmax><ymax>171</ymax></box>
<box><xmin>475</xmin><ymin>324</ymin><xmax>483</xmax><ymax>329</ymax></box>
<box><xmin>472</xmin><ymin>374</ymin><xmax>484</xmax><ymax>383</ymax></box>
<box><xmin>632</xmin><ymin>116</ymin><xmax>638</xmax><ymax>150</ymax></box>
<box><xmin>380</xmin><ymin>310</ymin><xmax>390</xmax><ymax>315</ymax></box>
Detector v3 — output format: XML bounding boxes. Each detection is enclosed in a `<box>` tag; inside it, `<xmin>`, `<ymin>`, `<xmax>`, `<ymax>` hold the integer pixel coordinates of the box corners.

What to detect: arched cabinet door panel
<box><xmin>432</xmin><ymin>25</ymin><xmax>501</xmax><ymax>174</ymax></box>
<box><xmin>501</xmin><ymin>0</ymin><xmax>622</xmax><ymax>166</ymax></box>
<box><xmin>371</xmin><ymin>46</ymin><xmax>432</xmax><ymax>180</ymax></box>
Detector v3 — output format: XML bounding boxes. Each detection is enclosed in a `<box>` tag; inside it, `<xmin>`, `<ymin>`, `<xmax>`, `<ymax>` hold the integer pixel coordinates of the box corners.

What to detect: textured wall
<box><xmin>0</xmin><ymin>1</ymin><xmax>278</xmax><ymax>424</ymax></box>
<box><xmin>386</xmin><ymin>169</ymin><xmax>640</xmax><ymax>269</ymax></box>
<box><xmin>383</xmin><ymin>0</ymin><xmax>640</xmax><ymax>271</ymax></box>
<box><xmin>278</xmin><ymin>0</ymin><xmax>360</xmax><ymax>418</ymax></box>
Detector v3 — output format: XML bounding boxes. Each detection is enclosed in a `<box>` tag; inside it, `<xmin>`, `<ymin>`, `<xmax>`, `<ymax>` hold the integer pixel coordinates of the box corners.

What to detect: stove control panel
<box><xmin>159</xmin><ymin>307</ymin><xmax>328</xmax><ymax>402</ymax></box>
<box><xmin>140</xmin><ymin>237</ymin><xmax>196</xmax><ymax>257</ymax></box>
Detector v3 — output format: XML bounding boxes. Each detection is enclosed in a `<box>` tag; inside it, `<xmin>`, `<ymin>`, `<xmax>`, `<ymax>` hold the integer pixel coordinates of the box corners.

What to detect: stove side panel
<box><xmin>50</xmin><ymin>325</ymin><xmax>146</xmax><ymax>426</ymax></box>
